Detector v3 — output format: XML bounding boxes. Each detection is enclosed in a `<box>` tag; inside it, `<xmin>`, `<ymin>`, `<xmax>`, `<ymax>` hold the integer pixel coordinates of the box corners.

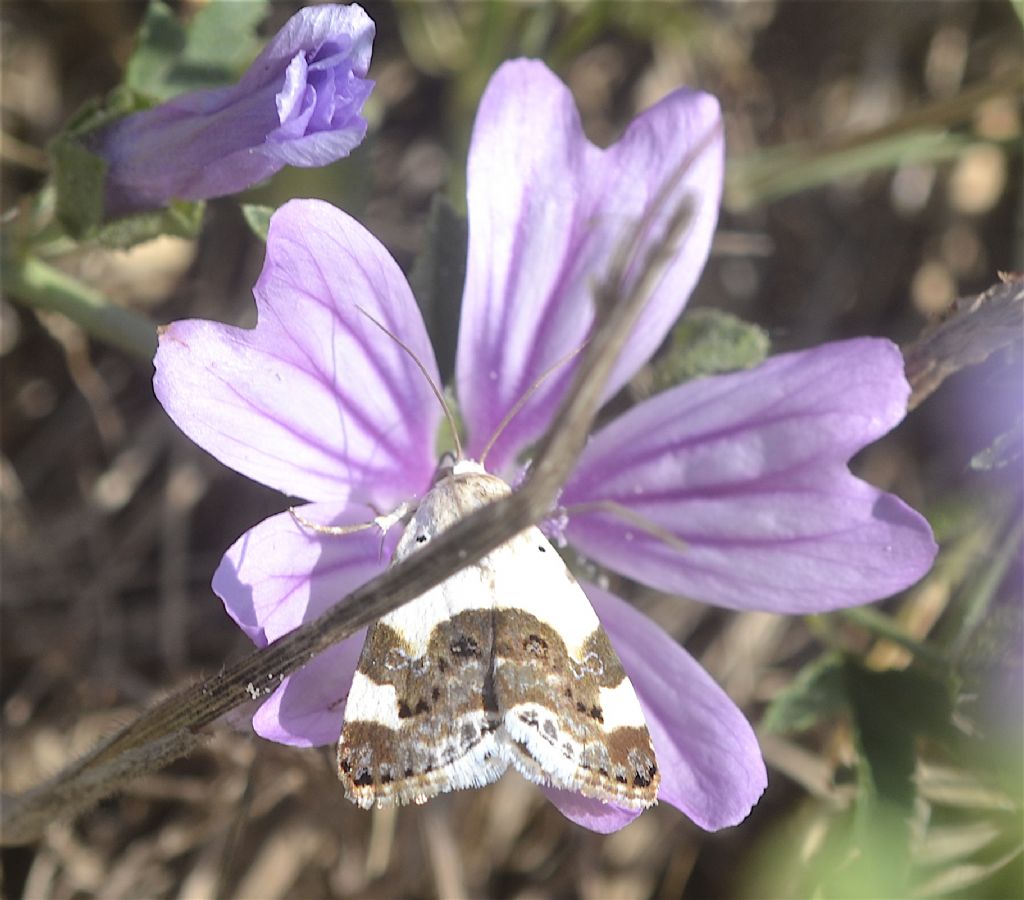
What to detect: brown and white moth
<box><xmin>337</xmin><ymin>457</ymin><xmax>660</xmax><ymax>811</ymax></box>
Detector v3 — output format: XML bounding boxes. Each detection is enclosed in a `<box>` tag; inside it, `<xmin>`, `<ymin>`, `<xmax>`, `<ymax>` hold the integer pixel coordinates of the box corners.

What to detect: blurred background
<box><xmin>1</xmin><ymin>1</ymin><xmax>1021</xmax><ymax>897</ymax></box>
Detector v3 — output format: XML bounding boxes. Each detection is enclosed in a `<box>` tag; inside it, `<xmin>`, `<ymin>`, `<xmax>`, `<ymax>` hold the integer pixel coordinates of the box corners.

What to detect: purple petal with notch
<box><xmin>213</xmin><ymin>500</ymin><xmax>395</xmax><ymax>747</ymax></box>
<box><xmin>155</xmin><ymin>199</ymin><xmax>442</xmax><ymax>510</ymax></box>
<box><xmin>456</xmin><ymin>59</ymin><xmax>722</xmax><ymax>475</ymax></box>
<box><xmin>564</xmin><ymin>339</ymin><xmax>937</xmax><ymax>613</ymax></box>
<box><xmin>212</xmin><ymin>500</ymin><xmax>394</xmax><ymax>646</ymax></box>
<box><xmin>543</xmin><ymin>582</ymin><xmax>765</xmax><ymax>832</ymax></box>
<box><xmin>92</xmin><ymin>4</ymin><xmax>374</xmax><ymax>215</ymax></box>
<box><xmin>591</xmin><ymin>582</ymin><xmax>766</xmax><ymax>830</ymax></box>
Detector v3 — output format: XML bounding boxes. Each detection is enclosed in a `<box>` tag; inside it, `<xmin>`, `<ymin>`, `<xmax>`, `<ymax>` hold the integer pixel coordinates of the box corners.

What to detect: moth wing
<box><xmin>337</xmin><ymin>481</ymin><xmax>505</xmax><ymax>808</ymax></box>
<box><xmin>488</xmin><ymin>527</ymin><xmax>660</xmax><ymax>810</ymax></box>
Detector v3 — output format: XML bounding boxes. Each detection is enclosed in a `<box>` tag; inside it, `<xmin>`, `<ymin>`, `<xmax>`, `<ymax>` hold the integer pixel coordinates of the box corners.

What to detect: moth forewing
<box><xmin>490</xmin><ymin>526</ymin><xmax>659</xmax><ymax>809</ymax></box>
<box><xmin>337</xmin><ymin>460</ymin><xmax>659</xmax><ymax>811</ymax></box>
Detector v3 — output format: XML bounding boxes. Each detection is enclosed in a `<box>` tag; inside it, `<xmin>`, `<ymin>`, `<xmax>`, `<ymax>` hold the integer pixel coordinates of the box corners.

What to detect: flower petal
<box><xmin>564</xmin><ymin>339</ymin><xmax>937</xmax><ymax>613</ymax></box>
<box><xmin>276</xmin><ymin>53</ymin><xmax>310</xmax><ymax>123</ymax></box>
<box><xmin>262</xmin><ymin>94</ymin><xmax>372</xmax><ymax>166</ymax></box>
<box><xmin>212</xmin><ymin>500</ymin><xmax>392</xmax><ymax>646</ymax></box>
<box><xmin>253</xmin><ymin>637</ymin><xmax>364</xmax><ymax>747</ymax></box>
<box><xmin>541</xmin><ymin>786</ymin><xmax>641</xmax><ymax>834</ymax></box>
<box><xmin>241</xmin><ymin>3</ymin><xmax>373</xmax><ymax>92</ymax></box>
<box><xmin>587</xmin><ymin>582</ymin><xmax>767</xmax><ymax>830</ymax></box>
<box><xmin>214</xmin><ymin>498</ymin><xmax>393</xmax><ymax>748</ymax></box>
<box><xmin>456</xmin><ymin>59</ymin><xmax>722</xmax><ymax>474</ymax></box>
<box><xmin>155</xmin><ymin>199</ymin><xmax>442</xmax><ymax>509</ymax></box>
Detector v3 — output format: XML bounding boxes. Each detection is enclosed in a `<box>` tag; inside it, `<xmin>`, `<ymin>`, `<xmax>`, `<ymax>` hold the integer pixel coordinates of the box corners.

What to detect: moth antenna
<box><xmin>563</xmin><ymin>500</ymin><xmax>689</xmax><ymax>555</ymax></box>
<box><xmin>355</xmin><ymin>305</ymin><xmax>462</xmax><ymax>460</ymax></box>
<box><xmin>479</xmin><ymin>341</ymin><xmax>588</xmax><ymax>468</ymax></box>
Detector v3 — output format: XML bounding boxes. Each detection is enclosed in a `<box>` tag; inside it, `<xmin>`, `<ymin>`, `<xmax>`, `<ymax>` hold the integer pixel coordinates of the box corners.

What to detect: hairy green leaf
<box><xmin>124</xmin><ymin>0</ymin><xmax>188</xmax><ymax>100</ymax></box>
<box><xmin>644</xmin><ymin>308</ymin><xmax>769</xmax><ymax>397</ymax></box>
<box><xmin>763</xmin><ymin>652</ymin><xmax>847</xmax><ymax>734</ymax></box>
<box><xmin>126</xmin><ymin>0</ymin><xmax>269</xmax><ymax>101</ymax></box>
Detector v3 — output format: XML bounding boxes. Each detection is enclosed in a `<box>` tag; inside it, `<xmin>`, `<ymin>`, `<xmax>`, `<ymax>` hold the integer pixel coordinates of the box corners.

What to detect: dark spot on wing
<box><xmin>451</xmin><ymin>635</ymin><xmax>480</xmax><ymax>658</ymax></box>
<box><xmin>524</xmin><ymin>634</ymin><xmax>548</xmax><ymax>656</ymax></box>
<box><xmin>633</xmin><ymin>767</ymin><xmax>655</xmax><ymax>788</ymax></box>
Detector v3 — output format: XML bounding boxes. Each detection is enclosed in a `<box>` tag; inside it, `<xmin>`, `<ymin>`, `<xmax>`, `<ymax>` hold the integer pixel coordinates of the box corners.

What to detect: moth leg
<box><xmin>288</xmin><ymin>500</ymin><xmax>415</xmax><ymax>537</ymax></box>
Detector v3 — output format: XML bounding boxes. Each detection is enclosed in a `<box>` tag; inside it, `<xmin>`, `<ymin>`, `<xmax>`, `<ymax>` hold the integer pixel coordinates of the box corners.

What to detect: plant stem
<box><xmin>3</xmin><ymin>253</ymin><xmax>158</xmax><ymax>362</ymax></box>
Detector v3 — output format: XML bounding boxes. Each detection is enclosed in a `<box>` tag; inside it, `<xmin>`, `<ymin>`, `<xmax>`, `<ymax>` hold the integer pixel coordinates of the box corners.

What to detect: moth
<box><xmin>336</xmin><ymin>456</ymin><xmax>660</xmax><ymax>811</ymax></box>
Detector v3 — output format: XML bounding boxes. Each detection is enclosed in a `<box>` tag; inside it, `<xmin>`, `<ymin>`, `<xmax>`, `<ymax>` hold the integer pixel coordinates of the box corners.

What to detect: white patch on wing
<box><xmin>487</xmin><ymin>527</ymin><xmax>601</xmax><ymax>657</ymax></box>
<box><xmin>598</xmin><ymin>679</ymin><xmax>649</xmax><ymax>731</ymax></box>
<box><xmin>345</xmin><ymin>672</ymin><xmax>404</xmax><ymax>729</ymax></box>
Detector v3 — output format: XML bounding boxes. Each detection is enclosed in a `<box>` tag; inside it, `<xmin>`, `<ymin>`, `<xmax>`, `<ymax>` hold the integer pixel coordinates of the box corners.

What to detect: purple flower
<box><xmin>91</xmin><ymin>4</ymin><xmax>374</xmax><ymax>216</ymax></box>
<box><xmin>153</xmin><ymin>60</ymin><xmax>937</xmax><ymax>833</ymax></box>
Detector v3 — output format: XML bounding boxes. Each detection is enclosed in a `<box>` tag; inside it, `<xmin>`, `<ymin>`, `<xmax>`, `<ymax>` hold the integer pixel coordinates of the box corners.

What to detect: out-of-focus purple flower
<box><xmin>153</xmin><ymin>60</ymin><xmax>938</xmax><ymax>833</ymax></box>
<box><xmin>91</xmin><ymin>4</ymin><xmax>374</xmax><ymax>216</ymax></box>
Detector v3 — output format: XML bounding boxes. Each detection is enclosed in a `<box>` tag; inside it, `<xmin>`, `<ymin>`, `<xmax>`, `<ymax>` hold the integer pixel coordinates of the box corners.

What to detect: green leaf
<box><xmin>635</xmin><ymin>308</ymin><xmax>770</xmax><ymax>398</ymax></box>
<box><xmin>64</xmin><ymin>86</ymin><xmax>150</xmax><ymax>137</ymax></box>
<box><xmin>409</xmin><ymin>194</ymin><xmax>468</xmax><ymax>384</ymax></box>
<box><xmin>799</xmin><ymin>662</ymin><xmax>956</xmax><ymax>897</ymax></box>
<box><xmin>50</xmin><ymin>133</ymin><xmax>108</xmax><ymax>238</ymax></box>
<box><xmin>90</xmin><ymin>200</ymin><xmax>206</xmax><ymax>250</ymax></box>
<box><xmin>241</xmin><ymin>203</ymin><xmax>275</xmax><ymax>242</ymax></box>
<box><xmin>762</xmin><ymin>652</ymin><xmax>848</xmax><ymax>734</ymax></box>
<box><xmin>125</xmin><ymin>0</ymin><xmax>269</xmax><ymax>101</ymax></box>
<box><xmin>842</xmin><ymin>659</ymin><xmax>958</xmax><ymax>892</ymax></box>
<box><xmin>845</xmin><ymin>662</ymin><xmax>956</xmax><ymax>806</ymax></box>
<box><xmin>175</xmin><ymin>0</ymin><xmax>269</xmax><ymax>90</ymax></box>
<box><xmin>124</xmin><ymin>0</ymin><xmax>188</xmax><ymax>100</ymax></box>
<box><xmin>49</xmin><ymin>86</ymin><xmax>156</xmax><ymax>240</ymax></box>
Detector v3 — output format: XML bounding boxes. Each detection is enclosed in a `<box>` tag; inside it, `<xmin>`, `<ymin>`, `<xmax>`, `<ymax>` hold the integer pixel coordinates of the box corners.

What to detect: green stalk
<box><xmin>842</xmin><ymin>605</ymin><xmax>950</xmax><ymax>671</ymax></box>
<box><xmin>3</xmin><ymin>254</ymin><xmax>158</xmax><ymax>362</ymax></box>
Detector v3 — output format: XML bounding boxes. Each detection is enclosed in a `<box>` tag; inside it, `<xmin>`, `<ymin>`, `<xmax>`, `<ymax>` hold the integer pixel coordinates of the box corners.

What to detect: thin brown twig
<box><xmin>903</xmin><ymin>273</ymin><xmax>1024</xmax><ymax>411</ymax></box>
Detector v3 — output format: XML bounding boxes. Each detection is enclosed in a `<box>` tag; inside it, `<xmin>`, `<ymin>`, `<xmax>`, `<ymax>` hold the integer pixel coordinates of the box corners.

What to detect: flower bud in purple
<box><xmin>90</xmin><ymin>4</ymin><xmax>374</xmax><ymax>216</ymax></box>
